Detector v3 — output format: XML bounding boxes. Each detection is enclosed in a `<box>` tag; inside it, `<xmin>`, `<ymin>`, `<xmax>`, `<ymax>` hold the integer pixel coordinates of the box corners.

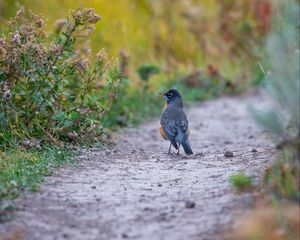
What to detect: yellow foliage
<box><xmin>1</xmin><ymin>0</ymin><xmax>270</xmax><ymax>85</ymax></box>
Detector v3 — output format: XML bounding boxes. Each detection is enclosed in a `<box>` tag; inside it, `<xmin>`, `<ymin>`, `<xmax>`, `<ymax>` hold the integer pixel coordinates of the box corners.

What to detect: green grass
<box><xmin>0</xmin><ymin>147</ymin><xmax>72</xmax><ymax>221</ymax></box>
<box><xmin>229</xmin><ymin>173</ymin><xmax>253</xmax><ymax>191</ymax></box>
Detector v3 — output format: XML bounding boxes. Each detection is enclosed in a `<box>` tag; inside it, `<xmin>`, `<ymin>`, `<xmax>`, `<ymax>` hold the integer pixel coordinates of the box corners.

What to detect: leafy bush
<box><xmin>0</xmin><ymin>7</ymin><xmax>120</xmax><ymax>147</ymax></box>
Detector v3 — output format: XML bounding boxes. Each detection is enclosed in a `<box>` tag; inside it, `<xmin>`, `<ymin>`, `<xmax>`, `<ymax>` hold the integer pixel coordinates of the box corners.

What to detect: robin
<box><xmin>160</xmin><ymin>89</ymin><xmax>193</xmax><ymax>155</ymax></box>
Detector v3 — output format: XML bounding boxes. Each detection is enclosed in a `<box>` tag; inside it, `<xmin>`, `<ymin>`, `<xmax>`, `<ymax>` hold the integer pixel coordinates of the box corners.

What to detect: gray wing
<box><xmin>178</xmin><ymin>116</ymin><xmax>188</xmax><ymax>133</ymax></box>
<box><xmin>161</xmin><ymin>107</ymin><xmax>189</xmax><ymax>143</ymax></box>
<box><xmin>160</xmin><ymin>110</ymin><xmax>179</xmax><ymax>149</ymax></box>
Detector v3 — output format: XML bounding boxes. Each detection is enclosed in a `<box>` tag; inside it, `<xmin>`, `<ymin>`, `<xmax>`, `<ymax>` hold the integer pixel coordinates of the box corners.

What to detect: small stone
<box><xmin>185</xmin><ymin>200</ymin><xmax>196</xmax><ymax>209</ymax></box>
<box><xmin>252</xmin><ymin>149</ymin><xmax>257</xmax><ymax>153</ymax></box>
<box><xmin>91</xmin><ymin>186</ymin><xmax>96</xmax><ymax>189</ymax></box>
<box><xmin>159</xmin><ymin>212</ymin><xmax>168</xmax><ymax>221</ymax></box>
<box><xmin>158</xmin><ymin>183</ymin><xmax>162</xmax><ymax>187</ymax></box>
<box><xmin>122</xmin><ymin>233</ymin><xmax>128</xmax><ymax>238</ymax></box>
<box><xmin>195</xmin><ymin>152</ymin><xmax>204</xmax><ymax>157</ymax></box>
<box><xmin>224</xmin><ymin>151</ymin><xmax>234</xmax><ymax>158</ymax></box>
<box><xmin>90</xmin><ymin>148</ymin><xmax>99</xmax><ymax>152</ymax></box>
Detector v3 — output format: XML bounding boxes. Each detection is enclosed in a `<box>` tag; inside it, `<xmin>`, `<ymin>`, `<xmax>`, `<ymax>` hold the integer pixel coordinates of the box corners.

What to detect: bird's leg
<box><xmin>168</xmin><ymin>143</ymin><xmax>172</xmax><ymax>154</ymax></box>
<box><xmin>177</xmin><ymin>144</ymin><xmax>180</xmax><ymax>155</ymax></box>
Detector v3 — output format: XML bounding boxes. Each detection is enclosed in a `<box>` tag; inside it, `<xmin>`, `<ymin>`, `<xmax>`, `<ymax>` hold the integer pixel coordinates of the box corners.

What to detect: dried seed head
<box><xmin>20</xmin><ymin>24</ymin><xmax>34</xmax><ymax>37</ymax></box>
<box><xmin>0</xmin><ymin>47</ymin><xmax>7</xmax><ymax>61</ymax></box>
<box><xmin>72</xmin><ymin>10</ymin><xmax>82</xmax><ymax>21</ymax></box>
<box><xmin>50</xmin><ymin>42</ymin><xmax>62</xmax><ymax>55</ymax></box>
<box><xmin>16</xmin><ymin>8</ymin><xmax>25</xmax><ymax>20</ymax></box>
<box><xmin>72</xmin><ymin>7</ymin><xmax>101</xmax><ymax>25</ymax></box>
<box><xmin>12</xmin><ymin>31</ymin><xmax>21</xmax><ymax>45</ymax></box>
<box><xmin>74</xmin><ymin>58</ymin><xmax>89</xmax><ymax>73</ymax></box>
<box><xmin>85</xmin><ymin>8</ymin><xmax>101</xmax><ymax>24</ymax></box>
<box><xmin>35</xmin><ymin>44</ymin><xmax>47</xmax><ymax>60</ymax></box>
<box><xmin>11</xmin><ymin>50</ymin><xmax>20</xmax><ymax>63</ymax></box>
<box><xmin>35</xmin><ymin>17</ymin><xmax>45</xmax><ymax>28</ymax></box>
<box><xmin>96</xmin><ymin>48</ymin><xmax>108</xmax><ymax>61</ymax></box>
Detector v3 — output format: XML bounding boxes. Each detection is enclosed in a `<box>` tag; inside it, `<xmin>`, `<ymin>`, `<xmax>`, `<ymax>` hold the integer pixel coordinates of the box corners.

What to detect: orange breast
<box><xmin>159</xmin><ymin>125</ymin><xmax>168</xmax><ymax>140</ymax></box>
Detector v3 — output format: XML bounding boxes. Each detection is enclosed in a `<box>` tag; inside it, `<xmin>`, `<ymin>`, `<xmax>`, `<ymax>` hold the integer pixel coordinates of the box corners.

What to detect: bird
<box><xmin>160</xmin><ymin>89</ymin><xmax>193</xmax><ymax>155</ymax></box>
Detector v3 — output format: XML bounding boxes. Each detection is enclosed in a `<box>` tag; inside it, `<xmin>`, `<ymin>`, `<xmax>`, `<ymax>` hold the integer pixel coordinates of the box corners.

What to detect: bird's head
<box><xmin>161</xmin><ymin>89</ymin><xmax>183</xmax><ymax>107</ymax></box>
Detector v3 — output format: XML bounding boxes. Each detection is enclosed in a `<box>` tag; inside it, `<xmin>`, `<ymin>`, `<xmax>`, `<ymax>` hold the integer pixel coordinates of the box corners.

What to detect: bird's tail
<box><xmin>182</xmin><ymin>142</ymin><xmax>193</xmax><ymax>155</ymax></box>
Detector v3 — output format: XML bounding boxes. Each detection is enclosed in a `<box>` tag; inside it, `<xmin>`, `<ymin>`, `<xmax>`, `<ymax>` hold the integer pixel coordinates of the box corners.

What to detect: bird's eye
<box><xmin>168</xmin><ymin>92</ymin><xmax>173</xmax><ymax>98</ymax></box>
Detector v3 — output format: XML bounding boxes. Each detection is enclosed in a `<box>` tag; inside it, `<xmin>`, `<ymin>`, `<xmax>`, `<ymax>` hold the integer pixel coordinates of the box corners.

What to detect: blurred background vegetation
<box><xmin>0</xmin><ymin>0</ymin><xmax>271</xmax><ymax>87</ymax></box>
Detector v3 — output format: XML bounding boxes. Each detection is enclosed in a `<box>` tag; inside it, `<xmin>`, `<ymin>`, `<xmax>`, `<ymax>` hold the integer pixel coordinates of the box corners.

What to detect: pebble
<box><xmin>252</xmin><ymin>149</ymin><xmax>258</xmax><ymax>152</ymax></box>
<box><xmin>159</xmin><ymin>212</ymin><xmax>168</xmax><ymax>221</ymax></box>
<box><xmin>224</xmin><ymin>151</ymin><xmax>234</xmax><ymax>157</ymax></box>
<box><xmin>185</xmin><ymin>200</ymin><xmax>196</xmax><ymax>209</ymax></box>
<box><xmin>122</xmin><ymin>233</ymin><xmax>128</xmax><ymax>238</ymax></box>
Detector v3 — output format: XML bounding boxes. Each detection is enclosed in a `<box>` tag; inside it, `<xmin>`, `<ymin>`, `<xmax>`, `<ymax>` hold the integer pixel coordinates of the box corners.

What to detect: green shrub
<box><xmin>229</xmin><ymin>173</ymin><xmax>253</xmax><ymax>191</ymax></box>
<box><xmin>0</xmin><ymin>7</ymin><xmax>120</xmax><ymax>148</ymax></box>
<box><xmin>137</xmin><ymin>63</ymin><xmax>160</xmax><ymax>82</ymax></box>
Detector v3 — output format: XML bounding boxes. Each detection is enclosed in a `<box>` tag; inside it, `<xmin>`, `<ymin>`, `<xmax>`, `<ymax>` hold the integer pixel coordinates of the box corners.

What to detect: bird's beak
<box><xmin>160</xmin><ymin>92</ymin><xmax>169</xmax><ymax>102</ymax></box>
<box><xmin>158</xmin><ymin>92</ymin><xmax>165</xmax><ymax>96</ymax></box>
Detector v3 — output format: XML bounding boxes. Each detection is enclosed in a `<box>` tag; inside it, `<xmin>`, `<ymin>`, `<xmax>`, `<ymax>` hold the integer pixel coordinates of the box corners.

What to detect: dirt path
<box><xmin>0</xmin><ymin>92</ymin><xmax>275</xmax><ymax>240</ymax></box>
